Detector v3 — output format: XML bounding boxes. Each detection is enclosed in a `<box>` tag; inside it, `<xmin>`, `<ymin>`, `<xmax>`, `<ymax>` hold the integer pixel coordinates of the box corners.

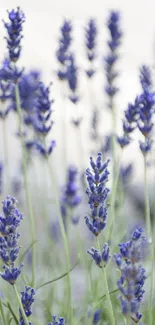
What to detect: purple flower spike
<box><xmin>85</xmin><ymin>153</ymin><xmax>110</xmax><ymax>236</ymax></box>
<box><xmin>3</xmin><ymin>7</ymin><xmax>25</xmax><ymax>62</ymax></box>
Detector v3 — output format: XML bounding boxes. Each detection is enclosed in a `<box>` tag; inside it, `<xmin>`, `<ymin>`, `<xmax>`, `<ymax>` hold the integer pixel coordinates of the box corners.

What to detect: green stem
<box><xmin>107</xmin><ymin>151</ymin><xmax>122</xmax><ymax>241</ymax></box>
<box><xmin>46</xmin><ymin>156</ymin><xmax>73</xmax><ymax>325</ymax></box>
<box><xmin>2</xmin><ymin>118</ymin><xmax>10</xmax><ymax>192</ymax></box>
<box><xmin>15</xmin><ymin>84</ymin><xmax>36</xmax><ymax>287</ymax></box>
<box><xmin>74</xmin><ymin>102</ymin><xmax>86</xmax><ymax>171</ymax></box>
<box><xmin>13</xmin><ymin>285</ymin><xmax>30</xmax><ymax>325</ymax></box>
<box><xmin>124</xmin><ymin>317</ymin><xmax>128</xmax><ymax>325</ymax></box>
<box><xmin>111</xmin><ymin>97</ymin><xmax>116</xmax><ymax>178</ymax></box>
<box><xmin>144</xmin><ymin>155</ymin><xmax>151</xmax><ymax>238</ymax></box>
<box><xmin>61</xmin><ymin>83</ymin><xmax>68</xmax><ymax>171</ymax></box>
<box><xmin>96</xmin><ymin>237</ymin><xmax>116</xmax><ymax>325</ymax></box>
<box><xmin>0</xmin><ymin>298</ymin><xmax>7</xmax><ymax>325</ymax></box>
<box><xmin>144</xmin><ymin>155</ymin><xmax>154</xmax><ymax>325</ymax></box>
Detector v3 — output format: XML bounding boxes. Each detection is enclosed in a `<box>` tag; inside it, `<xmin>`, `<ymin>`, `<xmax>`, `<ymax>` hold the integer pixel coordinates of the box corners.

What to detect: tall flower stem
<box><xmin>111</xmin><ymin>99</ymin><xmax>116</xmax><ymax>177</ymax></box>
<box><xmin>46</xmin><ymin>155</ymin><xmax>73</xmax><ymax>325</ymax></box>
<box><xmin>107</xmin><ymin>151</ymin><xmax>122</xmax><ymax>241</ymax></box>
<box><xmin>2</xmin><ymin>118</ymin><xmax>10</xmax><ymax>192</ymax></box>
<box><xmin>15</xmin><ymin>84</ymin><xmax>36</xmax><ymax>287</ymax></box>
<box><xmin>13</xmin><ymin>285</ymin><xmax>30</xmax><ymax>325</ymax></box>
<box><xmin>96</xmin><ymin>237</ymin><xmax>115</xmax><ymax>325</ymax></box>
<box><xmin>61</xmin><ymin>83</ymin><xmax>68</xmax><ymax>172</ymax></box>
<box><xmin>0</xmin><ymin>297</ymin><xmax>7</xmax><ymax>325</ymax></box>
<box><xmin>75</xmin><ymin>103</ymin><xmax>86</xmax><ymax>171</ymax></box>
<box><xmin>144</xmin><ymin>155</ymin><xmax>154</xmax><ymax>325</ymax></box>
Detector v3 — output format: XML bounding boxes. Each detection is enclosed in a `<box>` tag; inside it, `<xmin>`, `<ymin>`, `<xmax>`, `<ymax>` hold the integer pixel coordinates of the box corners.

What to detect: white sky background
<box><xmin>0</xmin><ymin>0</ymin><xmax>155</xmax><ymax>181</ymax></box>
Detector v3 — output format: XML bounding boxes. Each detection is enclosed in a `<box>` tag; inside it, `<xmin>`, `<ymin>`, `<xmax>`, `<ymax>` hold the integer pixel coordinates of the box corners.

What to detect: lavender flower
<box><xmin>48</xmin><ymin>315</ymin><xmax>65</xmax><ymax>325</ymax></box>
<box><xmin>88</xmin><ymin>308</ymin><xmax>101</xmax><ymax>325</ymax></box>
<box><xmin>66</xmin><ymin>54</ymin><xmax>79</xmax><ymax>104</ymax></box>
<box><xmin>12</xmin><ymin>70</ymin><xmax>41</xmax><ymax>116</ymax></box>
<box><xmin>19</xmin><ymin>286</ymin><xmax>35</xmax><ymax>325</ymax></box>
<box><xmin>88</xmin><ymin>243</ymin><xmax>111</xmax><ymax>267</ymax></box>
<box><xmin>56</xmin><ymin>20</ymin><xmax>72</xmax><ymax>80</ymax></box>
<box><xmin>114</xmin><ymin>228</ymin><xmax>148</xmax><ymax>322</ymax></box>
<box><xmin>3</xmin><ymin>7</ymin><xmax>25</xmax><ymax>62</ymax></box>
<box><xmin>104</xmin><ymin>11</ymin><xmax>122</xmax><ymax>109</ymax></box>
<box><xmin>85</xmin><ymin>152</ymin><xmax>110</xmax><ymax>236</ymax></box>
<box><xmin>117</xmin><ymin>97</ymin><xmax>139</xmax><ymax>148</ymax></box>
<box><xmin>0</xmin><ymin>58</ymin><xmax>23</xmax><ymax>83</ymax></box>
<box><xmin>0</xmin><ymin>196</ymin><xmax>23</xmax><ymax>284</ymax></box>
<box><xmin>60</xmin><ymin>165</ymin><xmax>81</xmax><ymax>227</ymax></box>
<box><xmin>85</xmin><ymin>19</ymin><xmax>97</xmax><ymax>78</ymax></box>
<box><xmin>137</xmin><ymin>65</ymin><xmax>155</xmax><ymax>154</ymax></box>
<box><xmin>120</xmin><ymin>163</ymin><xmax>133</xmax><ymax>185</ymax></box>
<box><xmin>33</xmin><ymin>82</ymin><xmax>56</xmax><ymax>156</ymax></box>
<box><xmin>93</xmin><ymin>309</ymin><xmax>101</xmax><ymax>325</ymax></box>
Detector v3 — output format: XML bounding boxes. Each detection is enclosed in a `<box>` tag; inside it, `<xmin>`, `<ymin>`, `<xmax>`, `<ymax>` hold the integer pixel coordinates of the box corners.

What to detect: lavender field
<box><xmin>0</xmin><ymin>3</ymin><xmax>155</xmax><ymax>325</ymax></box>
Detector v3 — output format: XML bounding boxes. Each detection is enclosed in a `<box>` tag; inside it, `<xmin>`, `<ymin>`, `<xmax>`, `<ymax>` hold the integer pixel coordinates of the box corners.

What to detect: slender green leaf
<box><xmin>7</xmin><ymin>302</ymin><xmax>18</xmax><ymax>325</ymax></box>
<box><xmin>36</xmin><ymin>259</ymin><xmax>78</xmax><ymax>290</ymax></box>
<box><xmin>8</xmin><ymin>317</ymin><xmax>13</xmax><ymax>325</ymax></box>
<box><xmin>19</xmin><ymin>240</ymin><xmax>38</xmax><ymax>263</ymax></box>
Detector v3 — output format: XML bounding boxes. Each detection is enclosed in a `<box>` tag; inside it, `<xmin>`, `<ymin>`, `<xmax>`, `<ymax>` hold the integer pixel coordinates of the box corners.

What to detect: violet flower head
<box><xmin>12</xmin><ymin>70</ymin><xmax>41</xmax><ymax>116</ymax></box>
<box><xmin>66</xmin><ymin>54</ymin><xmax>79</xmax><ymax>104</ymax></box>
<box><xmin>3</xmin><ymin>7</ymin><xmax>25</xmax><ymax>62</ymax></box>
<box><xmin>137</xmin><ymin>65</ymin><xmax>155</xmax><ymax>155</ymax></box>
<box><xmin>140</xmin><ymin>65</ymin><xmax>152</xmax><ymax>91</ymax></box>
<box><xmin>48</xmin><ymin>315</ymin><xmax>65</xmax><ymax>325</ymax></box>
<box><xmin>56</xmin><ymin>19</ymin><xmax>72</xmax><ymax>80</ymax></box>
<box><xmin>114</xmin><ymin>228</ymin><xmax>148</xmax><ymax>322</ymax></box>
<box><xmin>85</xmin><ymin>152</ymin><xmax>110</xmax><ymax>236</ymax></box>
<box><xmin>0</xmin><ymin>58</ymin><xmax>23</xmax><ymax>83</ymax></box>
<box><xmin>85</xmin><ymin>19</ymin><xmax>97</xmax><ymax>78</ymax></box>
<box><xmin>0</xmin><ymin>196</ymin><xmax>23</xmax><ymax>284</ymax></box>
<box><xmin>60</xmin><ymin>165</ymin><xmax>81</xmax><ymax>227</ymax></box>
<box><xmin>0</xmin><ymin>59</ymin><xmax>14</xmax><ymax>119</ymax></box>
<box><xmin>93</xmin><ymin>309</ymin><xmax>101</xmax><ymax>325</ymax></box>
<box><xmin>120</xmin><ymin>163</ymin><xmax>133</xmax><ymax>186</ymax></box>
<box><xmin>87</xmin><ymin>243</ymin><xmax>111</xmax><ymax>267</ymax></box>
<box><xmin>117</xmin><ymin>97</ymin><xmax>139</xmax><ymax>148</ymax></box>
<box><xmin>104</xmin><ymin>11</ymin><xmax>122</xmax><ymax>109</ymax></box>
<box><xmin>33</xmin><ymin>82</ymin><xmax>56</xmax><ymax>156</ymax></box>
<box><xmin>19</xmin><ymin>286</ymin><xmax>35</xmax><ymax>324</ymax></box>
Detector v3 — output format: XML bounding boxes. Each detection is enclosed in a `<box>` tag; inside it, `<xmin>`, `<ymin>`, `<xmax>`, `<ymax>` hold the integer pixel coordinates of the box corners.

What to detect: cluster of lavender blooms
<box><xmin>87</xmin><ymin>242</ymin><xmax>111</xmax><ymax>267</ymax></box>
<box><xmin>114</xmin><ymin>228</ymin><xmax>147</xmax><ymax>323</ymax></box>
<box><xmin>0</xmin><ymin>196</ymin><xmax>23</xmax><ymax>284</ymax></box>
<box><xmin>19</xmin><ymin>286</ymin><xmax>64</xmax><ymax>325</ymax></box>
<box><xmin>138</xmin><ymin>65</ymin><xmax>155</xmax><ymax>154</ymax></box>
<box><xmin>3</xmin><ymin>7</ymin><xmax>25</xmax><ymax>63</ymax></box>
<box><xmin>2</xmin><ymin>8</ymin><xmax>56</xmax><ymax>159</ymax></box>
<box><xmin>85</xmin><ymin>153</ymin><xmax>111</xmax><ymax>267</ymax></box>
<box><xmin>85</xmin><ymin>152</ymin><xmax>110</xmax><ymax>236</ymax></box>
<box><xmin>117</xmin><ymin>97</ymin><xmax>139</xmax><ymax>148</ymax></box>
<box><xmin>118</xmin><ymin>65</ymin><xmax>155</xmax><ymax>154</ymax></box>
<box><xmin>48</xmin><ymin>316</ymin><xmax>65</xmax><ymax>325</ymax></box>
<box><xmin>0</xmin><ymin>59</ymin><xmax>14</xmax><ymax>119</ymax></box>
<box><xmin>67</xmin><ymin>54</ymin><xmax>80</xmax><ymax>106</ymax></box>
<box><xmin>33</xmin><ymin>82</ymin><xmax>56</xmax><ymax>156</ymax></box>
<box><xmin>85</xmin><ymin>19</ymin><xmax>98</xmax><ymax>78</ymax></box>
<box><xmin>19</xmin><ymin>286</ymin><xmax>35</xmax><ymax>325</ymax></box>
<box><xmin>104</xmin><ymin>11</ymin><xmax>122</xmax><ymax>109</ymax></box>
<box><xmin>56</xmin><ymin>20</ymin><xmax>72</xmax><ymax>81</ymax></box>
<box><xmin>61</xmin><ymin>166</ymin><xmax>82</xmax><ymax>227</ymax></box>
